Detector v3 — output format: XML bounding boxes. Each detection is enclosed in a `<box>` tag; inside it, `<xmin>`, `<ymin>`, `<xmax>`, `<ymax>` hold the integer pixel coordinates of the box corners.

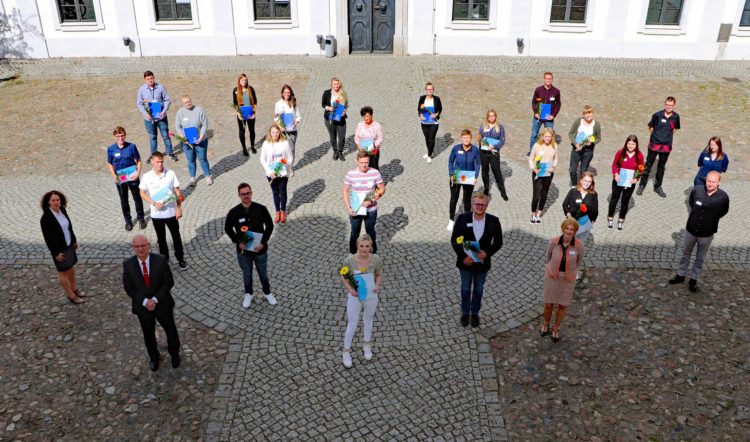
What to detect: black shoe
<box><xmin>470</xmin><ymin>315</ymin><xmax>480</xmax><ymax>328</ymax></box>
<box><xmin>125</xmin><ymin>223</ymin><xmax>133</xmax><ymax>231</ymax></box>
<box><xmin>251</xmin><ymin>147</ymin><xmax>257</xmax><ymax>154</ymax></box>
<box><xmin>539</xmin><ymin>324</ymin><xmax>550</xmax><ymax>337</ymax></box>
<box><xmin>654</xmin><ymin>187</ymin><xmax>666</xmax><ymax>198</ymax></box>
<box><xmin>551</xmin><ymin>329</ymin><xmax>561</xmax><ymax>343</ymax></box>
<box><xmin>688</xmin><ymin>279</ymin><xmax>698</xmax><ymax>292</ymax></box>
<box><xmin>501</xmin><ymin>192</ymin><xmax>509</xmax><ymax>201</ymax></box>
<box><xmin>242</xmin><ymin>148</ymin><xmax>249</xmax><ymax>157</ymax></box>
<box><xmin>338</xmin><ymin>152</ymin><xmax>345</xmax><ymax>161</ymax></box>
<box><xmin>149</xmin><ymin>359</ymin><xmax>159</xmax><ymax>372</ymax></box>
<box><xmin>178</xmin><ymin>260</ymin><xmax>188</xmax><ymax>270</ymax></box>
<box><xmin>138</xmin><ymin>219</ymin><xmax>147</xmax><ymax>230</ymax></box>
<box><xmin>635</xmin><ymin>185</ymin><xmax>644</xmax><ymax>196</ymax></box>
<box><xmin>171</xmin><ymin>355</ymin><xmax>181</xmax><ymax>368</ymax></box>
<box><xmin>668</xmin><ymin>275</ymin><xmax>685</xmax><ymax>284</ymax></box>
<box><xmin>333</xmin><ymin>151</ymin><xmax>339</xmax><ymax>160</ymax></box>
<box><xmin>460</xmin><ymin>314</ymin><xmax>469</xmax><ymax>327</ymax></box>
<box><xmin>168</xmin><ymin>153</ymin><xmax>178</xmax><ymax>162</ymax></box>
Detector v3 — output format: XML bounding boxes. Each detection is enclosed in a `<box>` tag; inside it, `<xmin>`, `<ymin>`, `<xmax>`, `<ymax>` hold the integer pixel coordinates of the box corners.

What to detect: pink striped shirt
<box><xmin>344</xmin><ymin>168</ymin><xmax>383</xmax><ymax>212</ymax></box>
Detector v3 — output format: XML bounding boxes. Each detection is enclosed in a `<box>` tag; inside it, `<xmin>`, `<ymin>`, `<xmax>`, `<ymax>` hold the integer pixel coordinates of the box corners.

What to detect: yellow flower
<box><xmin>589</xmin><ymin>135</ymin><xmax>596</xmax><ymax>143</ymax></box>
<box><xmin>359</xmin><ymin>267</ymin><xmax>367</xmax><ymax>273</ymax></box>
<box><xmin>339</xmin><ymin>266</ymin><xmax>349</xmax><ymax>276</ymax></box>
<box><xmin>456</xmin><ymin>236</ymin><xmax>464</xmax><ymax>245</ymax></box>
<box><xmin>534</xmin><ymin>155</ymin><xmax>542</xmax><ymax>162</ymax></box>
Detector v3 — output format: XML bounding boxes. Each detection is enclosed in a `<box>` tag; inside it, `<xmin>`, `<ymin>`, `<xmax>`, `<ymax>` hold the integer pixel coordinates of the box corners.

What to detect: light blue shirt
<box><xmin>136</xmin><ymin>83</ymin><xmax>171</xmax><ymax>121</ymax></box>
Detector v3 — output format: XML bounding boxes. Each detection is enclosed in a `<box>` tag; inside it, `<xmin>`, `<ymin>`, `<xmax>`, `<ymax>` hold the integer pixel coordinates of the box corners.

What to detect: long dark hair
<box><xmin>40</xmin><ymin>190</ymin><xmax>67</xmax><ymax>211</ymax></box>
<box><xmin>616</xmin><ymin>135</ymin><xmax>642</xmax><ymax>168</ymax></box>
<box><xmin>703</xmin><ymin>136</ymin><xmax>724</xmax><ymax>160</ymax></box>
<box><xmin>281</xmin><ymin>84</ymin><xmax>297</xmax><ymax>109</ymax></box>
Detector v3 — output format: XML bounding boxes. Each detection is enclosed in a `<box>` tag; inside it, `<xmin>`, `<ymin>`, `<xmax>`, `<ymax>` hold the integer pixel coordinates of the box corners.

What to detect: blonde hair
<box><xmin>265</xmin><ymin>123</ymin><xmax>287</xmax><ymax>143</ymax></box>
<box><xmin>560</xmin><ymin>218</ymin><xmax>579</xmax><ymax>234</ymax></box>
<box><xmin>330</xmin><ymin>77</ymin><xmax>347</xmax><ymax>104</ymax></box>
<box><xmin>535</xmin><ymin>127</ymin><xmax>558</xmax><ymax>148</ymax></box>
<box><xmin>576</xmin><ymin>171</ymin><xmax>596</xmax><ymax>195</ymax></box>
<box><xmin>471</xmin><ymin>191</ymin><xmax>490</xmax><ymax>204</ymax></box>
<box><xmin>356</xmin><ymin>234</ymin><xmax>373</xmax><ymax>248</ymax></box>
<box><xmin>483</xmin><ymin>109</ymin><xmax>500</xmax><ymax>131</ymax></box>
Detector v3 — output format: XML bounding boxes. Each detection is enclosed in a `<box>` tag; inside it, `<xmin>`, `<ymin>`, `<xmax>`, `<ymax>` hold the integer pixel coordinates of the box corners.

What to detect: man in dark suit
<box><xmin>123</xmin><ymin>234</ymin><xmax>181</xmax><ymax>371</ymax></box>
<box><xmin>450</xmin><ymin>192</ymin><xmax>504</xmax><ymax>328</ymax></box>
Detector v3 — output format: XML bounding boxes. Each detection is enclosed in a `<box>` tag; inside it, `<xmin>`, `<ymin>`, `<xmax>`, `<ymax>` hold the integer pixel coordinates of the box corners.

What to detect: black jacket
<box><xmin>122</xmin><ymin>253</ymin><xmax>175</xmax><ymax>316</ymax></box>
<box><xmin>40</xmin><ymin>208</ymin><xmax>76</xmax><ymax>258</ymax></box>
<box><xmin>687</xmin><ymin>185</ymin><xmax>729</xmax><ymax>237</ymax></box>
<box><xmin>224</xmin><ymin>202</ymin><xmax>274</xmax><ymax>255</ymax></box>
<box><xmin>417</xmin><ymin>95</ymin><xmax>443</xmax><ymax>122</ymax></box>
<box><xmin>450</xmin><ymin>212</ymin><xmax>503</xmax><ymax>272</ymax></box>
<box><xmin>321</xmin><ymin>89</ymin><xmax>347</xmax><ymax>122</ymax></box>
<box><xmin>561</xmin><ymin>188</ymin><xmax>599</xmax><ymax>222</ymax></box>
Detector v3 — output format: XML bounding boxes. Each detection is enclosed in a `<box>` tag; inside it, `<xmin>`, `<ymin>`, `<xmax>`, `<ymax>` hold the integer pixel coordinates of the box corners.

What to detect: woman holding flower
<box><xmin>540</xmin><ymin>218</ymin><xmax>586</xmax><ymax>343</ymax></box>
<box><xmin>354</xmin><ymin>106</ymin><xmax>384</xmax><ymax>170</ymax></box>
<box><xmin>260</xmin><ymin>124</ymin><xmax>294</xmax><ymax>224</ymax></box>
<box><xmin>322</xmin><ymin>77</ymin><xmax>348</xmax><ymax>161</ymax></box>
<box><xmin>274</xmin><ymin>84</ymin><xmax>301</xmax><ymax>157</ymax></box>
<box><xmin>340</xmin><ymin>234</ymin><xmax>383</xmax><ymax>368</ymax></box>
<box><xmin>528</xmin><ymin>127</ymin><xmax>558</xmax><ymax>224</ymax></box>
<box><xmin>562</xmin><ymin>172</ymin><xmax>598</xmax><ymax>235</ymax></box>
<box><xmin>607</xmin><ymin>135</ymin><xmax>645</xmax><ymax>231</ymax></box>
<box><xmin>694</xmin><ymin>136</ymin><xmax>729</xmax><ymax>187</ymax></box>
<box><xmin>477</xmin><ymin>109</ymin><xmax>508</xmax><ymax>201</ymax></box>
<box><xmin>567</xmin><ymin>105</ymin><xmax>601</xmax><ymax>187</ymax></box>
<box><xmin>233</xmin><ymin>73</ymin><xmax>258</xmax><ymax>156</ymax></box>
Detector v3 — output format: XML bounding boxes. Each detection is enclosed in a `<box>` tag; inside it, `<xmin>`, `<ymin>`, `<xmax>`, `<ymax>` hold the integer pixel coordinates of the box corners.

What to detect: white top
<box><xmin>260</xmin><ymin>139</ymin><xmax>294</xmax><ymax>175</ymax></box>
<box><xmin>139</xmin><ymin>168</ymin><xmax>181</xmax><ymax>219</ymax></box>
<box><xmin>472</xmin><ymin>215</ymin><xmax>485</xmax><ymax>242</ymax></box>
<box><xmin>424</xmin><ymin>97</ymin><xmax>434</xmax><ymax>108</ymax></box>
<box><xmin>578</xmin><ymin>119</ymin><xmax>595</xmax><ymax>137</ymax></box>
<box><xmin>274</xmin><ymin>99</ymin><xmax>301</xmax><ymax>130</ymax></box>
<box><xmin>52</xmin><ymin>209</ymin><xmax>72</xmax><ymax>246</ymax></box>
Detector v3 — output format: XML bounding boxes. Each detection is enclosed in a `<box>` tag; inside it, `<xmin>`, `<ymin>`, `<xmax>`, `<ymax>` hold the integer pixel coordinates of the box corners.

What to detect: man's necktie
<box><xmin>142</xmin><ymin>260</ymin><xmax>150</xmax><ymax>288</ymax></box>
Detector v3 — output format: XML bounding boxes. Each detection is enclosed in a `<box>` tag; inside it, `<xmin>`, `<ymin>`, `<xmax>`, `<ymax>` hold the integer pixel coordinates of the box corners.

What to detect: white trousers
<box><xmin>343</xmin><ymin>293</ymin><xmax>379</xmax><ymax>350</ymax></box>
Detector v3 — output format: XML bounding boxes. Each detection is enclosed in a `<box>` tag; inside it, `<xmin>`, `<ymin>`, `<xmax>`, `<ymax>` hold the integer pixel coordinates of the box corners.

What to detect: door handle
<box><xmin>374</xmin><ymin>2</ymin><xmax>386</xmax><ymax>12</ymax></box>
<box><xmin>355</xmin><ymin>1</ymin><xmax>363</xmax><ymax>12</ymax></box>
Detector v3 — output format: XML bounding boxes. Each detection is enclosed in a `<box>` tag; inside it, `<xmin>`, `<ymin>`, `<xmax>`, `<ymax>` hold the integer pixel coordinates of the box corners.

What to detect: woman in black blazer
<box><xmin>561</xmin><ymin>171</ymin><xmax>599</xmax><ymax>238</ymax></box>
<box><xmin>40</xmin><ymin>190</ymin><xmax>83</xmax><ymax>304</ymax></box>
<box><xmin>322</xmin><ymin>77</ymin><xmax>349</xmax><ymax>161</ymax></box>
<box><xmin>418</xmin><ymin>82</ymin><xmax>443</xmax><ymax>162</ymax></box>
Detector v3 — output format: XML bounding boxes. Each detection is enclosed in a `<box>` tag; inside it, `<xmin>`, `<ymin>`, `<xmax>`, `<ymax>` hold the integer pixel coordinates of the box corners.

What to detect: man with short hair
<box><xmin>107</xmin><ymin>126</ymin><xmax>146</xmax><ymax>231</ymax></box>
<box><xmin>224</xmin><ymin>183</ymin><xmax>277</xmax><ymax>309</ymax></box>
<box><xmin>139</xmin><ymin>152</ymin><xmax>187</xmax><ymax>270</ymax></box>
<box><xmin>637</xmin><ymin>96</ymin><xmax>680</xmax><ymax>198</ymax></box>
<box><xmin>450</xmin><ymin>192</ymin><xmax>504</xmax><ymax>328</ymax></box>
<box><xmin>122</xmin><ymin>235</ymin><xmax>181</xmax><ymax>372</ymax></box>
<box><xmin>175</xmin><ymin>95</ymin><xmax>212</xmax><ymax>187</ymax></box>
<box><xmin>342</xmin><ymin>151</ymin><xmax>386</xmax><ymax>254</ymax></box>
<box><xmin>527</xmin><ymin>72</ymin><xmax>561</xmax><ymax>157</ymax></box>
<box><xmin>668</xmin><ymin>171</ymin><xmax>729</xmax><ymax>292</ymax></box>
<box><xmin>137</xmin><ymin>70</ymin><xmax>176</xmax><ymax>162</ymax></box>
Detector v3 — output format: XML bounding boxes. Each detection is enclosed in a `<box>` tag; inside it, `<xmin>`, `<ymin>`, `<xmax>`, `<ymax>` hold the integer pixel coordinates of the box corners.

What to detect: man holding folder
<box><xmin>527</xmin><ymin>72</ymin><xmax>561</xmax><ymax>157</ymax></box>
<box><xmin>137</xmin><ymin>70</ymin><xmax>176</xmax><ymax>162</ymax></box>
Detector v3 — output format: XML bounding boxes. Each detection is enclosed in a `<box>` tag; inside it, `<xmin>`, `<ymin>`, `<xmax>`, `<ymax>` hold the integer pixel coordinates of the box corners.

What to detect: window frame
<box><xmin>153</xmin><ymin>0</ymin><xmax>193</xmax><ymax>22</ymax></box>
<box><xmin>451</xmin><ymin>0</ymin><xmax>490</xmax><ymax>22</ymax></box>
<box><xmin>543</xmin><ymin>0</ymin><xmax>594</xmax><ymax>34</ymax></box>
<box><xmin>253</xmin><ymin>0</ymin><xmax>292</xmax><ymax>21</ymax></box>
<box><xmin>740</xmin><ymin>0</ymin><xmax>750</xmax><ymax>27</ymax></box>
<box><xmin>638</xmin><ymin>0</ymin><xmax>691</xmax><ymax>35</ymax></box>
<box><xmin>247</xmin><ymin>0</ymin><xmax>299</xmax><ymax>29</ymax></box>
<box><xmin>146</xmin><ymin>0</ymin><xmax>201</xmax><ymax>31</ymax></box>
<box><xmin>57</xmin><ymin>0</ymin><xmax>96</xmax><ymax>23</ymax></box>
<box><xmin>731</xmin><ymin>0</ymin><xmax>750</xmax><ymax>37</ymax></box>
<box><xmin>49</xmin><ymin>0</ymin><xmax>104</xmax><ymax>31</ymax></box>
<box><xmin>644</xmin><ymin>0</ymin><xmax>683</xmax><ymax>26</ymax></box>
<box><xmin>446</xmin><ymin>0</ymin><xmax>497</xmax><ymax>30</ymax></box>
<box><xmin>549</xmin><ymin>0</ymin><xmax>587</xmax><ymax>24</ymax></box>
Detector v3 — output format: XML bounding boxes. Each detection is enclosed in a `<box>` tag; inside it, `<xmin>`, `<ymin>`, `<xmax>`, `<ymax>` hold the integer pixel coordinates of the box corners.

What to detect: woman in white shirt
<box><xmin>260</xmin><ymin>124</ymin><xmax>294</xmax><ymax>224</ymax></box>
<box><xmin>40</xmin><ymin>190</ymin><xmax>84</xmax><ymax>304</ymax></box>
<box><xmin>274</xmin><ymin>85</ymin><xmax>301</xmax><ymax>157</ymax></box>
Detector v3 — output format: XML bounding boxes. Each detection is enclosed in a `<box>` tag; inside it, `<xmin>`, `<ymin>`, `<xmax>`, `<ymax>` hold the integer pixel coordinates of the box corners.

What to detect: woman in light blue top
<box><xmin>694</xmin><ymin>136</ymin><xmax>729</xmax><ymax>187</ymax></box>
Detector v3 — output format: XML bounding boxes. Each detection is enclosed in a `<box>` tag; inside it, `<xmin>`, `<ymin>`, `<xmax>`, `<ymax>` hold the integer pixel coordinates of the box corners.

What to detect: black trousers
<box><xmin>152</xmin><ymin>216</ymin><xmax>184</xmax><ymax>261</ymax></box>
<box><xmin>608</xmin><ymin>180</ymin><xmax>636</xmax><ymax>219</ymax></box>
<box><xmin>325</xmin><ymin>119</ymin><xmax>346</xmax><ymax>153</ymax></box>
<box><xmin>480</xmin><ymin>151</ymin><xmax>506</xmax><ymax>195</ymax></box>
<box><xmin>640</xmin><ymin>149</ymin><xmax>670</xmax><ymax>189</ymax></box>
<box><xmin>449</xmin><ymin>183</ymin><xmax>473</xmax><ymax>220</ymax></box>
<box><xmin>531</xmin><ymin>173</ymin><xmax>553</xmax><ymax>212</ymax></box>
<box><xmin>137</xmin><ymin>308</ymin><xmax>180</xmax><ymax>362</ymax></box>
<box><xmin>115</xmin><ymin>180</ymin><xmax>145</xmax><ymax>224</ymax></box>
<box><xmin>421</xmin><ymin>124</ymin><xmax>439</xmax><ymax>157</ymax></box>
<box><xmin>237</xmin><ymin>117</ymin><xmax>256</xmax><ymax>150</ymax></box>
<box><xmin>569</xmin><ymin>147</ymin><xmax>594</xmax><ymax>186</ymax></box>
<box><xmin>368</xmin><ymin>151</ymin><xmax>380</xmax><ymax>170</ymax></box>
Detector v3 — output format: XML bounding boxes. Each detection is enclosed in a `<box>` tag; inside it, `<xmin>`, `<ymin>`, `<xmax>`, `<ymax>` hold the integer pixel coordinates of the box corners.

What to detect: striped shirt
<box><xmin>344</xmin><ymin>168</ymin><xmax>383</xmax><ymax>212</ymax></box>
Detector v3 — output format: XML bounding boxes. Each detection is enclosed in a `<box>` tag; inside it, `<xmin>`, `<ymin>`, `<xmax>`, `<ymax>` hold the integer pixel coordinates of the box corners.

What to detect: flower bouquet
<box><xmin>456</xmin><ymin>235</ymin><xmax>482</xmax><ymax>263</ymax></box>
<box><xmin>339</xmin><ymin>265</ymin><xmax>359</xmax><ymax>291</ymax></box>
<box><xmin>238</xmin><ymin>226</ymin><xmax>263</xmax><ymax>253</ymax></box>
<box><xmin>451</xmin><ymin>168</ymin><xmax>459</xmax><ymax>184</ymax></box>
<box><xmin>634</xmin><ymin>164</ymin><xmax>645</xmax><ymax>180</ymax></box>
<box><xmin>169</xmin><ymin>131</ymin><xmax>189</xmax><ymax>147</ymax></box>
<box><xmin>271</xmin><ymin>158</ymin><xmax>288</xmax><ymax>178</ymax></box>
<box><xmin>275</xmin><ymin>113</ymin><xmax>287</xmax><ymax>131</ymax></box>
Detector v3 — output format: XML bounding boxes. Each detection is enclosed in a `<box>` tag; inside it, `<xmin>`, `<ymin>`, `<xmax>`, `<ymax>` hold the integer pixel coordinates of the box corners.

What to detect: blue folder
<box><xmin>148</xmin><ymin>102</ymin><xmax>162</xmax><ymax>119</ymax></box>
<box><xmin>421</xmin><ymin>106</ymin><xmax>435</xmax><ymax>124</ymax></box>
<box><xmin>183</xmin><ymin>127</ymin><xmax>199</xmax><ymax>144</ymax></box>
<box><xmin>539</xmin><ymin>103</ymin><xmax>552</xmax><ymax>120</ymax></box>
<box><xmin>240</xmin><ymin>105</ymin><xmax>254</xmax><ymax>120</ymax></box>
<box><xmin>281</xmin><ymin>113</ymin><xmax>295</xmax><ymax>129</ymax></box>
<box><xmin>330</xmin><ymin>103</ymin><xmax>345</xmax><ymax>122</ymax></box>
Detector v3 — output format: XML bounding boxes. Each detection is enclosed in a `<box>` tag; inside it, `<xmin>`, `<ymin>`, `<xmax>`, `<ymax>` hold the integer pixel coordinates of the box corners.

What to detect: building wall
<box><xmin>1</xmin><ymin>0</ymin><xmax>749</xmax><ymax>60</ymax></box>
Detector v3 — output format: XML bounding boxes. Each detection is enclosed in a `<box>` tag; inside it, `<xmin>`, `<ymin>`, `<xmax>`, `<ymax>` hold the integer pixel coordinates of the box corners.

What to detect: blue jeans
<box><xmin>144</xmin><ymin>118</ymin><xmax>174</xmax><ymax>155</ymax></box>
<box><xmin>349</xmin><ymin>210</ymin><xmax>377</xmax><ymax>254</ymax></box>
<box><xmin>459</xmin><ymin>269</ymin><xmax>488</xmax><ymax>315</ymax></box>
<box><xmin>236</xmin><ymin>251</ymin><xmax>271</xmax><ymax>295</ymax></box>
<box><xmin>183</xmin><ymin>139</ymin><xmax>211</xmax><ymax>178</ymax></box>
<box><xmin>528</xmin><ymin>117</ymin><xmax>554</xmax><ymax>152</ymax></box>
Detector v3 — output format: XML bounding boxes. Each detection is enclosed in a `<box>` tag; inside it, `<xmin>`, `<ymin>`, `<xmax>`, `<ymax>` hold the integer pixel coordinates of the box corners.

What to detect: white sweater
<box><xmin>260</xmin><ymin>139</ymin><xmax>294</xmax><ymax>175</ymax></box>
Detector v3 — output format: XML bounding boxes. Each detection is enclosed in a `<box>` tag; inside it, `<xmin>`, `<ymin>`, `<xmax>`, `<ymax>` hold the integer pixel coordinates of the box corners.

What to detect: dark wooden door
<box><xmin>349</xmin><ymin>0</ymin><xmax>395</xmax><ymax>53</ymax></box>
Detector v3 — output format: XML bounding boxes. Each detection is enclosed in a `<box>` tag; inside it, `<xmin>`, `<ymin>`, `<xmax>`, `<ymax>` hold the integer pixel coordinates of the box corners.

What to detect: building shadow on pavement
<box><xmin>287</xmin><ymin>178</ymin><xmax>326</xmax><ymax>214</ymax></box>
<box><xmin>380</xmin><ymin>159</ymin><xmax>404</xmax><ymax>185</ymax></box>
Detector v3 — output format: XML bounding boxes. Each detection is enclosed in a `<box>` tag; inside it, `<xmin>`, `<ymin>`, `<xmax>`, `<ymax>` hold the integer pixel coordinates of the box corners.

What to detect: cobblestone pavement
<box><xmin>1</xmin><ymin>56</ymin><xmax>749</xmax><ymax>440</ymax></box>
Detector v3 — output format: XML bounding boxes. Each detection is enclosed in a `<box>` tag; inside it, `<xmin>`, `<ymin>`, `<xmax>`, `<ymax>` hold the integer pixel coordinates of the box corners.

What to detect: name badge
<box><xmin>183</xmin><ymin>117</ymin><xmax>189</xmax><ymax>121</ymax></box>
<box><xmin>467</xmin><ymin>223</ymin><xmax>473</xmax><ymax>227</ymax></box>
<box><xmin>696</xmin><ymin>201</ymin><xmax>703</xmax><ymax>206</ymax></box>
<box><xmin>569</xmin><ymin>251</ymin><xmax>576</xmax><ymax>256</ymax></box>
<box><xmin>575</xmin><ymin>199</ymin><xmax>582</xmax><ymax>203</ymax></box>
<box><xmin>239</xmin><ymin>218</ymin><xmax>246</xmax><ymax>223</ymax></box>
<box><xmin>661</xmin><ymin>118</ymin><xmax>667</xmax><ymax>123</ymax></box>
<box><xmin>550</xmin><ymin>97</ymin><xmax>555</xmax><ymax>101</ymax></box>
<box><xmin>114</xmin><ymin>153</ymin><xmax>121</xmax><ymax>157</ymax></box>
<box><xmin>704</xmin><ymin>157</ymin><xmax>711</xmax><ymax>161</ymax></box>
<box><xmin>458</xmin><ymin>151</ymin><xmax>465</xmax><ymax>155</ymax></box>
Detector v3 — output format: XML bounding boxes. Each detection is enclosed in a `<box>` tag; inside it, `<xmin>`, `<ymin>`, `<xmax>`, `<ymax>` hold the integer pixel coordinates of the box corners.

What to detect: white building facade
<box><xmin>1</xmin><ymin>0</ymin><xmax>749</xmax><ymax>60</ymax></box>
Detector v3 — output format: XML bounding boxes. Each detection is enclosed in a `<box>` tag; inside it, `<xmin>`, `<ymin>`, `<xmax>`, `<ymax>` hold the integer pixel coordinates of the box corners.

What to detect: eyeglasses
<box><xmin>473</xmin><ymin>203</ymin><xmax>487</xmax><ymax>207</ymax></box>
<box><xmin>238</xmin><ymin>192</ymin><xmax>252</xmax><ymax>197</ymax></box>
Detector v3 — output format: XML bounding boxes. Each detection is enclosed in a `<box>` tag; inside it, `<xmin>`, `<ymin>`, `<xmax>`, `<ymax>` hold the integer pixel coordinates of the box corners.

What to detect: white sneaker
<box><xmin>426</xmin><ymin>157</ymin><xmax>432</xmax><ymax>163</ymax></box>
<box><xmin>264</xmin><ymin>293</ymin><xmax>277</xmax><ymax>305</ymax></box>
<box><xmin>187</xmin><ymin>177</ymin><xmax>196</xmax><ymax>187</ymax></box>
<box><xmin>446</xmin><ymin>220</ymin><xmax>454</xmax><ymax>231</ymax></box>
<box><xmin>342</xmin><ymin>351</ymin><xmax>353</xmax><ymax>368</ymax></box>
<box><xmin>206</xmin><ymin>176</ymin><xmax>213</xmax><ymax>186</ymax></box>
<box><xmin>242</xmin><ymin>293</ymin><xmax>253</xmax><ymax>309</ymax></box>
<box><xmin>422</xmin><ymin>153</ymin><xmax>429</xmax><ymax>159</ymax></box>
<box><xmin>363</xmin><ymin>344</ymin><xmax>373</xmax><ymax>361</ymax></box>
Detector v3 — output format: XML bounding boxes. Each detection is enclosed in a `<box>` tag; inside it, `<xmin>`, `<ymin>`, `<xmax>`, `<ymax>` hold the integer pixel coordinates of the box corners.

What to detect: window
<box><xmin>57</xmin><ymin>0</ymin><xmax>95</xmax><ymax>22</ymax></box>
<box><xmin>550</xmin><ymin>0</ymin><xmax>587</xmax><ymax>23</ymax></box>
<box><xmin>254</xmin><ymin>0</ymin><xmax>291</xmax><ymax>20</ymax></box>
<box><xmin>452</xmin><ymin>0</ymin><xmax>489</xmax><ymax>21</ymax></box>
<box><xmin>154</xmin><ymin>0</ymin><xmax>192</xmax><ymax>21</ymax></box>
<box><xmin>645</xmin><ymin>0</ymin><xmax>683</xmax><ymax>25</ymax></box>
<box><xmin>741</xmin><ymin>0</ymin><xmax>750</xmax><ymax>26</ymax></box>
